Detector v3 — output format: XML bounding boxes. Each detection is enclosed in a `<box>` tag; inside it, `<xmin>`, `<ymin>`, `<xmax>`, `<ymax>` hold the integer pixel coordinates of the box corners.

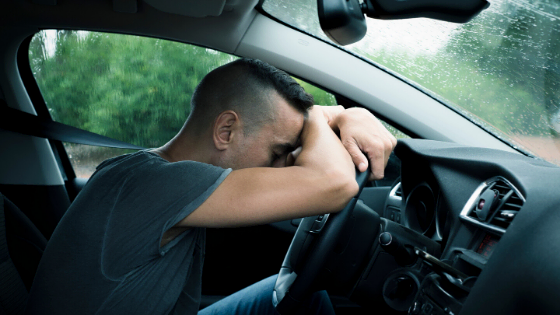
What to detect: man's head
<box><xmin>185</xmin><ymin>58</ymin><xmax>314</xmax><ymax>169</ymax></box>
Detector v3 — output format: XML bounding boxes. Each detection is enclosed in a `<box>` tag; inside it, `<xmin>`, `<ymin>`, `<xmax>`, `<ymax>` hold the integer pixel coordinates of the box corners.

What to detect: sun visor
<box><xmin>142</xmin><ymin>0</ymin><xmax>228</xmax><ymax>17</ymax></box>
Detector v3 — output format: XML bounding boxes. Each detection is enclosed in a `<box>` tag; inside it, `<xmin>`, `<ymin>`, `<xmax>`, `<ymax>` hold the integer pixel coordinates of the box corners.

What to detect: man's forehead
<box><xmin>262</xmin><ymin>94</ymin><xmax>305</xmax><ymax>145</ymax></box>
<box><xmin>270</xmin><ymin>110</ymin><xmax>304</xmax><ymax>142</ymax></box>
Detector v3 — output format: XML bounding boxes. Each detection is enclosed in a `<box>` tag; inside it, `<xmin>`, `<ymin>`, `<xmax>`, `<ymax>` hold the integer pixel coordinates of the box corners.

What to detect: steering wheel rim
<box><xmin>273</xmin><ymin>168</ymin><xmax>370</xmax><ymax>314</ymax></box>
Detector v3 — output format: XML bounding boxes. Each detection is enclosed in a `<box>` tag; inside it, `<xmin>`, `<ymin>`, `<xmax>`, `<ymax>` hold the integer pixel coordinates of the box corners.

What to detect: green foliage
<box><xmin>295</xmin><ymin>79</ymin><xmax>337</xmax><ymax>106</ymax></box>
<box><xmin>30</xmin><ymin>31</ymin><xmax>236</xmax><ymax>147</ymax></box>
<box><xmin>29</xmin><ymin>30</ymin><xmax>341</xmax><ymax>146</ymax></box>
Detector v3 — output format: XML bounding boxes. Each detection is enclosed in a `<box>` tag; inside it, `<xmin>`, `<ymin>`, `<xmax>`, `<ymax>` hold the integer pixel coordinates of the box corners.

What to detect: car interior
<box><xmin>2</xmin><ymin>0</ymin><xmax>560</xmax><ymax>314</ymax></box>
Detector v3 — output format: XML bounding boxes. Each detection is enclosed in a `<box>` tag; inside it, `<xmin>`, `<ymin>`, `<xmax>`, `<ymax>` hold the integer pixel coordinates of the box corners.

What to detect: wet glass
<box><xmin>263</xmin><ymin>0</ymin><xmax>560</xmax><ymax>166</ymax></box>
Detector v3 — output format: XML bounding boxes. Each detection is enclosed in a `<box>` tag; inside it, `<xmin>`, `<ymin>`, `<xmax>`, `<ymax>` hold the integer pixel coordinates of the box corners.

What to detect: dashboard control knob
<box><xmin>379</xmin><ymin>232</ymin><xmax>415</xmax><ymax>266</ymax></box>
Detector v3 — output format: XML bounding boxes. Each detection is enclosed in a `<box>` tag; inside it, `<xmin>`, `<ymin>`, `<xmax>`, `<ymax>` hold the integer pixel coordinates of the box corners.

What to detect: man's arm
<box><xmin>317</xmin><ymin>105</ymin><xmax>397</xmax><ymax>180</ymax></box>
<box><xmin>176</xmin><ymin>107</ymin><xmax>359</xmax><ymax>228</ymax></box>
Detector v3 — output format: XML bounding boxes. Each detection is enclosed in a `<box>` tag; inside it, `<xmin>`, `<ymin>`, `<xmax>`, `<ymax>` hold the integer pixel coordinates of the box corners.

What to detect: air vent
<box><xmin>489</xmin><ymin>189</ymin><xmax>524</xmax><ymax>230</ymax></box>
<box><xmin>460</xmin><ymin>177</ymin><xmax>525</xmax><ymax>235</ymax></box>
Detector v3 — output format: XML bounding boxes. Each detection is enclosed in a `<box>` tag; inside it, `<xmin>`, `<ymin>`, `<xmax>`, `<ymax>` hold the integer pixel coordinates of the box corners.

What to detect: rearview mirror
<box><xmin>317</xmin><ymin>0</ymin><xmax>367</xmax><ymax>46</ymax></box>
<box><xmin>318</xmin><ymin>0</ymin><xmax>490</xmax><ymax>46</ymax></box>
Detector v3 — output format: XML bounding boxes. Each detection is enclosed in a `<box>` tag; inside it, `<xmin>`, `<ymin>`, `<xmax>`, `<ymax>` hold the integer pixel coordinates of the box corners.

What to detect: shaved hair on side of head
<box><xmin>187</xmin><ymin>58</ymin><xmax>314</xmax><ymax>134</ymax></box>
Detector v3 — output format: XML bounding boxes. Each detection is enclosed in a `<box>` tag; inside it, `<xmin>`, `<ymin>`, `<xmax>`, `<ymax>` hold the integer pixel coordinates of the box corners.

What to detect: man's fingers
<box><xmin>358</xmin><ymin>136</ymin><xmax>397</xmax><ymax>181</ymax></box>
<box><xmin>366</xmin><ymin>143</ymin><xmax>389</xmax><ymax>180</ymax></box>
<box><xmin>342</xmin><ymin>134</ymin><xmax>397</xmax><ymax>180</ymax></box>
<box><xmin>333</xmin><ymin>107</ymin><xmax>398</xmax><ymax>181</ymax></box>
<box><xmin>342</xmin><ymin>138</ymin><xmax>369</xmax><ymax>173</ymax></box>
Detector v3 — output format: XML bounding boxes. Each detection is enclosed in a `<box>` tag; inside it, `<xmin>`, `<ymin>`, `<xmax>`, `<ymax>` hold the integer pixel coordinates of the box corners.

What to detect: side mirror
<box><xmin>318</xmin><ymin>0</ymin><xmax>490</xmax><ymax>46</ymax></box>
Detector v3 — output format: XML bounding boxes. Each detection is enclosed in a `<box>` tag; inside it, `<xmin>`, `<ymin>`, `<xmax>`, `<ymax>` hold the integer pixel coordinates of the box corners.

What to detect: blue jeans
<box><xmin>198</xmin><ymin>275</ymin><xmax>336</xmax><ymax>315</ymax></box>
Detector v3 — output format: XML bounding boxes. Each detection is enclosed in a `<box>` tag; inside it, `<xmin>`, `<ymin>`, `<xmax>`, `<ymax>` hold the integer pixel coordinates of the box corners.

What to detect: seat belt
<box><xmin>0</xmin><ymin>193</ymin><xmax>28</xmax><ymax>315</ymax></box>
<box><xmin>0</xmin><ymin>103</ymin><xmax>144</xmax><ymax>150</ymax></box>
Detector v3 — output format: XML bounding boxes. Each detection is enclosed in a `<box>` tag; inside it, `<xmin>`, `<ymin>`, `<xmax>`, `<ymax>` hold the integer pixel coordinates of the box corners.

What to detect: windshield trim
<box><xmin>256</xmin><ymin>3</ymin><xmax>535</xmax><ymax>159</ymax></box>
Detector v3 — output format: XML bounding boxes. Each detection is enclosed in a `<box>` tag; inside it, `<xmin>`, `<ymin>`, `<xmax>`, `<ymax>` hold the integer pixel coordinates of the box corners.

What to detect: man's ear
<box><xmin>213</xmin><ymin>110</ymin><xmax>241</xmax><ymax>151</ymax></box>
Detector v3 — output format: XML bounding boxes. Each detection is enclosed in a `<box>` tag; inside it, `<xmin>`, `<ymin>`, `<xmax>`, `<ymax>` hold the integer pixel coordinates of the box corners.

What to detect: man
<box><xmin>26</xmin><ymin>59</ymin><xmax>396</xmax><ymax>314</ymax></box>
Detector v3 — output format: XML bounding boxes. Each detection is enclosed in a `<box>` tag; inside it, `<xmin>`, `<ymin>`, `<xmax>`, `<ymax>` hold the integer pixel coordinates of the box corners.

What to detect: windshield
<box><xmin>262</xmin><ymin>0</ymin><xmax>560</xmax><ymax>166</ymax></box>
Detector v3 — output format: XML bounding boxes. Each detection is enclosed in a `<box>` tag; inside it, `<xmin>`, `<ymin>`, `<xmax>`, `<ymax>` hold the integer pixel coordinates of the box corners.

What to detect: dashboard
<box><xmin>349</xmin><ymin>139</ymin><xmax>560</xmax><ymax>314</ymax></box>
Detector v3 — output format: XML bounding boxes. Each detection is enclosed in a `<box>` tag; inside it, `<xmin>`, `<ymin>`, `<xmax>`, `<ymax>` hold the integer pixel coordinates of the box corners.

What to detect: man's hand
<box><xmin>315</xmin><ymin>105</ymin><xmax>397</xmax><ymax>181</ymax></box>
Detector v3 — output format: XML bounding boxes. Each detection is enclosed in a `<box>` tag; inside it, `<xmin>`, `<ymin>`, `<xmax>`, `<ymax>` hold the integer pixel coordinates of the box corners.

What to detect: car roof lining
<box><xmin>1</xmin><ymin>0</ymin><xmax>260</xmax><ymax>54</ymax></box>
<box><xmin>142</xmin><ymin>0</ymin><xmax>229</xmax><ymax>18</ymax></box>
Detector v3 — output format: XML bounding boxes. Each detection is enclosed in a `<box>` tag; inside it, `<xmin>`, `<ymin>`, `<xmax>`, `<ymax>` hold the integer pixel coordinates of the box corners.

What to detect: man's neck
<box><xmin>152</xmin><ymin>131</ymin><xmax>214</xmax><ymax>164</ymax></box>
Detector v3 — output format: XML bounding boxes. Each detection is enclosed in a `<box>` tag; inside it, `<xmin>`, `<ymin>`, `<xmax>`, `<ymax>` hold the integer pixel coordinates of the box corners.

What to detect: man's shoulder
<box><xmin>96</xmin><ymin>150</ymin><xmax>153</xmax><ymax>172</ymax></box>
<box><xmin>93</xmin><ymin>150</ymin><xmax>230</xmax><ymax>188</ymax></box>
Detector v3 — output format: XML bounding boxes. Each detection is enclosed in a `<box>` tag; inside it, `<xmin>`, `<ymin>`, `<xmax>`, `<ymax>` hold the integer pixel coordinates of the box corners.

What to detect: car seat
<box><xmin>0</xmin><ymin>192</ymin><xmax>47</xmax><ymax>314</ymax></box>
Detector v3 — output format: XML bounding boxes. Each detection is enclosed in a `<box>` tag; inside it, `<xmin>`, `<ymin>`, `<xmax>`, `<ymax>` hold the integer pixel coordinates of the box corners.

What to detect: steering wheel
<box><xmin>273</xmin><ymin>168</ymin><xmax>370</xmax><ymax>314</ymax></box>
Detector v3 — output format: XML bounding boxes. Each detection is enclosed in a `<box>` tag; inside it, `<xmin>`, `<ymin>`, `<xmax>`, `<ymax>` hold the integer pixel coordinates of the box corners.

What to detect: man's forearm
<box><xmin>295</xmin><ymin>106</ymin><xmax>355</xmax><ymax>176</ymax></box>
<box><xmin>315</xmin><ymin>105</ymin><xmax>398</xmax><ymax>180</ymax></box>
<box><xmin>314</xmin><ymin>105</ymin><xmax>345</xmax><ymax>130</ymax></box>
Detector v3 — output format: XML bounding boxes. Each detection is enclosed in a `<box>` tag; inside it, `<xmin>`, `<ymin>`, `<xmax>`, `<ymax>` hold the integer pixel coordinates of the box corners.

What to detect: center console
<box><xmin>341</xmin><ymin>175</ymin><xmax>523</xmax><ymax>314</ymax></box>
<box><xmin>406</xmin><ymin>176</ymin><xmax>523</xmax><ymax>314</ymax></box>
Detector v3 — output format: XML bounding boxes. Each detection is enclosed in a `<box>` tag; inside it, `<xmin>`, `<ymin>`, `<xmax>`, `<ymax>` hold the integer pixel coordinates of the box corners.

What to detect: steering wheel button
<box><xmin>410</xmin><ymin>301</ymin><xmax>422</xmax><ymax>314</ymax></box>
<box><xmin>422</xmin><ymin>302</ymin><xmax>433</xmax><ymax>313</ymax></box>
<box><xmin>309</xmin><ymin>214</ymin><xmax>330</xmax><ymax>234</ymax></box>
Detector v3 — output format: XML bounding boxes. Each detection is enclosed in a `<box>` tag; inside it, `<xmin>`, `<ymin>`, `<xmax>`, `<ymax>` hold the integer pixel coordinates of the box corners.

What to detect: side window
<box><xmin>28</xmin><ymin>30</ymin><xmax>407</xmax><ymax>181</ymax></box>
<box><xmin>29</xmin><ymin>30</ymin><xmax>237</xmax><ymax>178</ymax></box>
<box><xmin>295</xmin><ymin>79</ymin><xmax>338</xmax><ymax>106</ymax></box>
<box><xmin>380</xmin><ymin>121</ymin><xmax>409</xmax><ymax>141</ymax></box>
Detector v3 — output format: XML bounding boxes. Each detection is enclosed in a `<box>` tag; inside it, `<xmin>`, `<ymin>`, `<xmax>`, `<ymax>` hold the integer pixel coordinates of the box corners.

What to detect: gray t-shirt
<box><xmin>25</xmin><ymin>151</ymin><xmax>231</xmax><ymax>315</ymax></box>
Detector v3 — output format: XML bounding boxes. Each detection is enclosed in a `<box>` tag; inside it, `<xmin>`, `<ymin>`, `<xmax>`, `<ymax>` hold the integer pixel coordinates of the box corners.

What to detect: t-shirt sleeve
<box><xmin>101</xmin><ymin>158</ymin><xmax>231</xmax><ymax>279</ymax></box>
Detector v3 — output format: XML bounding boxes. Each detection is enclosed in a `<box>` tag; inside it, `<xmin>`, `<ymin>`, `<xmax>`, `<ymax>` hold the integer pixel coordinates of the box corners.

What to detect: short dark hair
<box><xmin>188</xmin><ymin>58</ymin><xmax>314</xmax><ymax>133</ymax></box>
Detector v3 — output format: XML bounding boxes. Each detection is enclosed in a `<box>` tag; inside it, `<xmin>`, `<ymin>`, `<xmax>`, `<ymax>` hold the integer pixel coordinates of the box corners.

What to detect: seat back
<box><xmin>0</xmin><ymin>193</ymin><xmax>47</xmax><ymax>314</ymax></box>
